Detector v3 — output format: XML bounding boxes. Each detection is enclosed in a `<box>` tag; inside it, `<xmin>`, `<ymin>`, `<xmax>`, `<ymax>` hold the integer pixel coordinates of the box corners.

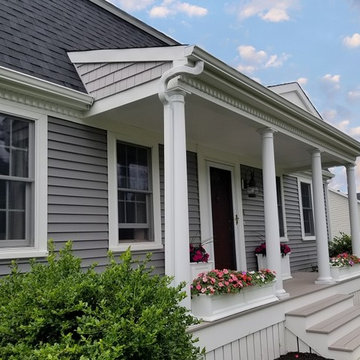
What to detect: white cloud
<box><xmin>237</xmin><ymin>64</ymin><xmax>256</xmax><ymax>74</ymax></box>
<box><xmin>238</xmin><ymin>45</ymin><xmax>267</xmax><ymax>63</ymax></box>
<box><xmin>109</xmin><ymin>0</ymin><xmax>155</xmax><ymax>11</ymax></box>
<box><xmin>297</xmin><ymin>77</ymin><xmax>308</xmax><ymax>86</ymax></box>
<box><xmin>149</xmin><ymin>5</ymin><xmax>171</xmax><ymax>17</ymax></box>
<box><xmin>343</xmin><ymin>33</ymin><xmax>360</xmax><ymax>48</ymax></box>
<box><xmin>265</xmin><ymin>53</ymin><xmax>289</xmax><ymax>68</ymax></box>
<box><xmin>236</xmin><ymin>0</ymin><xmax>299</xmax><ymax>22</ymax></box>
<box><xmin>237</xmin><ymin>45</ymin><xmax>289</xmax><ymax>75</ymax></box>
<box><xmin>321</xmin><ymin>74</ymin><xmax>341</xmax><ymax>92</ymax></box>
<box><xmin>176</xmin><ymin>2</ymin><xmax>207</xmax><ymax>16</ymax></box>
<box><xmin>348</xmin><ymin>89</ymin><xmax>360</xmax><ymax>102</ymax></box>
<box><xmin>149</xmin><ymin>1</ymin><xmax>207</xmax><ymax>18</ymax></box>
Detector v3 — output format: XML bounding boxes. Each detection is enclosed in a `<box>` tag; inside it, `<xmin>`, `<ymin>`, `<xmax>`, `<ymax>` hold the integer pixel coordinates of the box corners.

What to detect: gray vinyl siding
<box><xmin>48</xmin><ymin>117</ymin><xmax>165</xmax><ymax>274</ymax></box>
<box><xmin>74</xmin><ymin>62</ymin><xmax>172</xmax><ymax>100</ymax></box>
<box><xmin>159</xmin><ymin>146</ymin><xmax>201</xmax><ymax>244</ymax></box>
<box><xmin>283</xmin><ymin>175</ymin><xmax>317</xmax><ymax>271</ymax></box>
<box><xmin>241</xmin><ymin>165</ymin><xmax>265</xmax><ymax>271</ymax></box>
<box><xmin>241</xmin><ymin>165</ymin><xmax>318</xmax><ymax>272</ymax></box>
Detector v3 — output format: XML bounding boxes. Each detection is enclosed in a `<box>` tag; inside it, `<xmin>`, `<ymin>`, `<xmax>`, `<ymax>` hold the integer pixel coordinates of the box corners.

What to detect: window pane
<box><xmin>0</xmin><ymin>147</ymin><xmax>10</xmax><ymax>175</ymax></box>
<box><xmin>8</xmin><ymin>211</ymin><xmax>25</xmax><ymax>240</ymax></box>
<box><xmin>276</xmin><ymin>177</ymin><xmax>285</xmax><ymax>237</ymax></box>
<box><xmin>119</xmin><ymin>228</ymin><xmax>149</xmax><ymax>241</ymax></box>
<box><xmin>11</xmin><ymin>149</ymin><xmax>28</xmax><ymax>177</ymax></box>
<box><xmin>0</xmin><ymin>211</ymin><xmax>5</xmax><ymax>240</ymax></box>
<box><xmin>301</xmin><ymin>183</ymin><xmax>311</xmax><ymax>208</ymax></box>
<box><xmin>0</xmin><ymin>180</ymin><xmax>6</xmax><ymax>209</ymax></box>
<box><xmin>0</xmin><ymin>117</ymin><xmax>10</xmax><ymax>147</ymax></box>
<box><xmin>12</xmin><ymin>120</ymin><xmax>29</xmax><ymax>149</ymax></box>
<box><xmin>9</xmin><ymin>181</ymin><xmax>25</xmax><ymax>210</ymax></box>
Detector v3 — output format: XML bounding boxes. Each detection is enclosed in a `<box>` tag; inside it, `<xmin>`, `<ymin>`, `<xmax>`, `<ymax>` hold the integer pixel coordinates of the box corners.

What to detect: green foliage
<box><xmin>329</xmin><ymin>232</ymin><xmax>352</xmax><ymax>257</ymax></box>
<box><xmin>0</xmin><ymin>241</ymin><xmax>204</xmax><ymax>359</ymax></box>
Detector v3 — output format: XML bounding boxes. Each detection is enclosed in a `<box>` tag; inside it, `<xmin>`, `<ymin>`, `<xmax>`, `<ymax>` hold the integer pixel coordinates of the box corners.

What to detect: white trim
<box><xmin>107</xmin><ymin>131</ymin><xmax>162</xmax><ymax>252</ymax></box>
<box><xmin>0</xmin><ymin>66</ymin><xmax>93</xmax><ymax>111</ymax></box>
<box><xmin>0</xmin><ymin>104</ymin><xmax>48</xmax><ymax>259</ymax></box>
<box><xmin>297</xmin><ymin>176</ymin><xmax>316</xmax><ymax>241</ymax></box>
<box><xmin>68</xmin><ymin>46</ymin><xmax>193</xmax><ymax>64</ymax></box>
<box><xmin>278</xmin><ymin>175</ymin><xmax>288</xmax><ymax>241</ymax></box>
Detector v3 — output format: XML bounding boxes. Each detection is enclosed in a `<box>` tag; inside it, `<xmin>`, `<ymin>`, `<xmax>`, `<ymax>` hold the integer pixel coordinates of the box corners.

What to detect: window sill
<box><xmin>280</xmin><ymin>236</ymin><xmax>289</xmax><ymax>242</ymax></box>
<box><xmin>110</xmin><ymin>242</ymin><xmax>164</xmax><ymax>252</ymax></box>
<box><xmin>0</xmin><ymin>248</ymin><xmax>48</xmax><ymax>260</ymax></box>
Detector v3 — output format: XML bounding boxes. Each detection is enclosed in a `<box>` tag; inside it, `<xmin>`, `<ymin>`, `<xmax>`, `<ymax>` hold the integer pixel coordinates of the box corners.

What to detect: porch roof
<box><xmin>69</xmin><ymin>45</ymin><xmax>360</xmax><ymax>171</ymax></box>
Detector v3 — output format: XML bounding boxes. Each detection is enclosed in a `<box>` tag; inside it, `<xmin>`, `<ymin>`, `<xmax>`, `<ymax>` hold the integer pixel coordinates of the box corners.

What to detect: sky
<box><xmin>109</xmin><ymin>0</ymin><xmax>360</xmax><ymax>192</ymax></box>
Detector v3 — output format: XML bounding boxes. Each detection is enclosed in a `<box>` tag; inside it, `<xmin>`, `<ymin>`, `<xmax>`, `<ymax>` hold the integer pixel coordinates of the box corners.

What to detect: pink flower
<box><xmin>196</xmin><ymin>284</ymin><xmax>202</xmax><ymax>290</ymax></box>
<box><xmin>218</xmin><ymin>282</ymin><xmax>224</xmax><ymax>287</ymax></box>
<box><xmin>223</xmin><ymin>269</ymin><xmax>229</xmax><ymax>274</ymax></box>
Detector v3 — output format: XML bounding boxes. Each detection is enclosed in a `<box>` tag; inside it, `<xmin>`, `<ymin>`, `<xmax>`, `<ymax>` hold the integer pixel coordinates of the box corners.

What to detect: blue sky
<box><xmin>110</xmin><ymin>0</ymin><xmax>360</xmax><ymax>192</ymax></box>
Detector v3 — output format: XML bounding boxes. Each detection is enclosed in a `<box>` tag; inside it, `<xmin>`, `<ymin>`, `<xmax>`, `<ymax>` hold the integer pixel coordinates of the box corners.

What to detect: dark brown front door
<box><xmin>210</xmin><ymin>166</ymin><xmax>236</xmax><ymax>270</ymax></box>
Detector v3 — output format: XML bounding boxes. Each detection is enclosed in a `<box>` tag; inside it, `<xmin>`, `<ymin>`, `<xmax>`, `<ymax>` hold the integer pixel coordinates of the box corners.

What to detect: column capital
<box><xmin>310</xmin><ymin>148</ymin><xmax>323</xmax><ymax>156</ymax></box>
<box><xmin>166</xmin><ymin>87</ymin><xmax>187</xmax><ymax>102</ymax></box>
<box><xmin>257</xmin><ymin>127</ymin><xmax>277</xmax><ymax>136</ymax></box>
<box><xmin>346</xmin><ymin>162</ymin><xmax>357</xmax><ymax>170</ymax></box>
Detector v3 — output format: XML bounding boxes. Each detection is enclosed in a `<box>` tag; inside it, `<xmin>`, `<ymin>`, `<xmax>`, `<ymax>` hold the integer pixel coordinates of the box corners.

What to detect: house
<box><xmin>2</xmin><ymin>0</ymin><xmax>360</xmax><ymax>358</ymax></box>
<box><xmin>328</xmin><ymin>188</ymin><xmax>360</xmax><ymax>239</ymax></box>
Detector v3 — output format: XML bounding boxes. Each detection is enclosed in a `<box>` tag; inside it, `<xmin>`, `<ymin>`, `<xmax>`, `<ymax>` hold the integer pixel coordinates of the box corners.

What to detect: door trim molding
<box><xmin>197</xmin><ymin>151</ymin><xmax>247</xmax><ymax>270</ymax></box>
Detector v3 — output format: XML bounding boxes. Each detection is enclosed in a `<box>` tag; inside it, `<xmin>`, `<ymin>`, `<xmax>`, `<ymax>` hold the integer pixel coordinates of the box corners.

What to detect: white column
<box><xmin>164</xmin><ymin>90</ymin><xmax>191</xmax><ymax>308</ymax></box>
<box><xmin>260</xmin><ymin>128</ymin><xmax>289</xmax><ymax>299</ymax></box>
<box><xmin>312</xmin><ymin>149</ymin><xmax>333</xmax><ymax>284</ymax></box>
<box><xmin>346</xmin><ymin>164</ymin><xmax>360</xmax><ymax>256</ymax></box>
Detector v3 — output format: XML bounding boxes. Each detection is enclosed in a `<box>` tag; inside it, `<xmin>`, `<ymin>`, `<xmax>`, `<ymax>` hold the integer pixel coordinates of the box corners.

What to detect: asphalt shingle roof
<box><xmin>0</xmin><ymin>0</ymin><xmax>172</xmax><ymax>92</ymax></box>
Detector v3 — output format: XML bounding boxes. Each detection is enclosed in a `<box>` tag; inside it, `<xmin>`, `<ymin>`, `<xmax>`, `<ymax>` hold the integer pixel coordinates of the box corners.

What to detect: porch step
<box><xmin>329</xmin><ymin>326</ymin><xmax>360</xmax><ymax>353</ymax></box>
<box><xmin>286</xmin><ymin>293</ymin><xmax>352</xmax><ymax>317</ymax></box>
<box><xmin>285</xmin><ymin>293</ymin><xmax>360</xmax><ymax>360</ymax></box>
<box><xmin>307</xmin><ymin>305</ymin><xmax>360</xmax><ymax>334</ymax></box>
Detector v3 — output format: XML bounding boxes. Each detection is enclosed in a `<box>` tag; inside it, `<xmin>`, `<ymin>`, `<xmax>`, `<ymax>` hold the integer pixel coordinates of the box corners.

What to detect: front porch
<box><xmin>190</xmin><ymin>271</ymin><xmax>360</xmax><ymax>360</ymax></box>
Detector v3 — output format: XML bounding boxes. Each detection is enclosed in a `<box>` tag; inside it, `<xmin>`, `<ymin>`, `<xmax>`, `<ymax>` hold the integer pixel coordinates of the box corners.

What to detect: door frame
<box><xmin>197</xmin><ymin>151</ymin><xmax>247</xmax><ymax>271</ymax></box>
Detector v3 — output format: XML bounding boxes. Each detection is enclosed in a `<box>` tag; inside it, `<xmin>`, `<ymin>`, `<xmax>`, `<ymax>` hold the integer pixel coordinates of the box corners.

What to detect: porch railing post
<box><xmin>346</xmin><ymin>163</ymin><xmax>360</xmax><ymax>257</ymax></box>
<box><xmin>163</xmin><ymin>89</ymin><xmax>191</xmax><ymax>308</ymax></box>
<box><xmin>312</xmin><ymin>149</ymin><xmax>333</xmax><ymax>284</ymax></box>
<box><xmin>260</xmin><ymin>128</ymin><xmax>289</xmax><ymax>299</ymax></box>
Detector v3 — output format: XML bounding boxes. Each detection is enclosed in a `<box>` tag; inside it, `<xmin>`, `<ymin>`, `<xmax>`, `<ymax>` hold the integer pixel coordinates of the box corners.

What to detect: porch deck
<box><xmin>283</xmin><ymin>271</ymin><xmax>334</xmax><ymax>299</ymax></box>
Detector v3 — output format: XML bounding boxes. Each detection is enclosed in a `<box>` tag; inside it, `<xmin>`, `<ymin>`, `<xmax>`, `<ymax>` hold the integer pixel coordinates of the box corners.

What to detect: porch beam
<box><xmin>312</xmin><ymin>149</ymin><xmax>334</xmax><ymax>284</ymax></box>
<box><xmin>163</xmin><ymin>89</ymin><xmax>191</xmax><ymax>308</ymax></box>
<box><xmin>346</xmin><ymin>164</ymin><xmax>360</xmax><ymax>257</ymax></box>
<box><xmin>260</xmin><ymin>128</ymin><xmax>289</xmax><ymax>299</ymax></box>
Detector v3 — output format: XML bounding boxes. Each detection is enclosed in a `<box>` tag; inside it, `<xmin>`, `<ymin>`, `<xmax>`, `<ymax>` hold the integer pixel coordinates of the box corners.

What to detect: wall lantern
<box><xmin>243</xmin><ymin>171</ymin><xmax>258</xmax><ymax>198</ymax></box>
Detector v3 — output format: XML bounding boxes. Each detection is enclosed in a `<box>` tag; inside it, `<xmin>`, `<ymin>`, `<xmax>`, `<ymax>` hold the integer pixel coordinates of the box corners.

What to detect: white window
<box><xmin>0</xmin><ymin>114</ymin><xmax>34</xmax><ymax>247</ymax></box>
<box><xmin>0</xmin><ymin>107</ymin><xmax>47</xmax><ymax>259</ymax></box>
<box><xmin>299</xmin><ymin>180</ymin><xmax>315</xmax><ymax>239</ymax></box>
<box><xmin>108</xmin><ymin>132</ymin><xmax>162</xmax><ymax>252</ymax></box>
<box><xmin>117</xmin><ymin>142</ymin><xmax>152</xmax><ymax>242</ymax></box>
<box><xmin>276</xmin><ymin>176</ymin><xmax>287</xmax><ymax>239</ymax></box>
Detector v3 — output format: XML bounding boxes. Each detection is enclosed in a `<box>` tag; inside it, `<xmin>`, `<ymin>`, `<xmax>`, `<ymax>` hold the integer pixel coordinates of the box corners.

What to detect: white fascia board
<box><xmin>189</xmin><ymin>46</ymin><xmax>360</xmax><ymax>157</ymax></box>
<box><xmin>68</xmin><ymin>45</ymin><xmax>194</xmax><ymax>64</ymax></box>
<box><xmin>88</xmin><ymin>0</ymin><xmax>178</xmax><ymax>45</ymax></box>
<box><xmin>0</xmin><ymin>66</ymin><xmax>93</xmax><ymax>110</ymax></box>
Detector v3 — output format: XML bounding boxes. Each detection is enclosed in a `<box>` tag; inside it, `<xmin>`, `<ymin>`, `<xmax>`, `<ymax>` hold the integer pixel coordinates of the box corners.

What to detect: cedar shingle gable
<box><xmin>0</xmin><ymin>0</ymin><xmax>173</xmax><ymax>92</ymax></box>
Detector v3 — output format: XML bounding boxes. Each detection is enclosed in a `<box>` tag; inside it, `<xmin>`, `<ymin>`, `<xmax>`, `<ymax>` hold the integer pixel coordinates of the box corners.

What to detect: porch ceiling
<box><xmin>88</xmin><ymin>92</ymin><xmax>347</xmax><ymax>173</ymax></box>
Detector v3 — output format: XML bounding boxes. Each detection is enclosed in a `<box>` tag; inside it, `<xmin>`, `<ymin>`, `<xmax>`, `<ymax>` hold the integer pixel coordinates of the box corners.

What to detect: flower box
<box><xmin>256</xmin><ymin>253</ymin><xmax>292</xmax><ymax>280</ymax></box>
<box><xmin>330</xmin><ymin>263</ymin><xmax>360</xmax><ymax>282</ymax></box>
<box><xmin>190</xmin><ymin>261</ymin><xmax>214</xmax><ymax>283</ymax></box>
<box><xmin>191</xmin><ymin>282</ymin><xmax>278</xmax><ymax>322</ymax></box>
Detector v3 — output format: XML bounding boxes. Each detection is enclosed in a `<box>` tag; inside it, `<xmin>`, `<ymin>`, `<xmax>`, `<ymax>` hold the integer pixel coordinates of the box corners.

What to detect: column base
<box><xmin>315</xmin><ymin>276</ymin><xmax>335</xmax><ymax>285</ymax></box>
<box><xmin>276</xmin><ymin>288</ymin><xmax>290</xmax><ymax>299</ymax></box>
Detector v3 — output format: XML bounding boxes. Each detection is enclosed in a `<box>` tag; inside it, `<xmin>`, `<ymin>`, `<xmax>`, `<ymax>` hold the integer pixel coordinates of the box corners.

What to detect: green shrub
<box><xmin>0</xmin><ymin>242</ymin><xmax>204</xmax><ymax>359</ymax></box>
<box><xmin>329</xmin><ymin>232</ymin><xmax>352</xmax><ymax>257</ymax></box>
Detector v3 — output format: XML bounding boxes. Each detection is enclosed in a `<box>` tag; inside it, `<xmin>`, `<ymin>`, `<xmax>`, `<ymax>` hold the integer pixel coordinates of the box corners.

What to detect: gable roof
<box><xmin>268</xmin><ymin>82</ymin><xmax>322</xmax><ymax>119</ymax></box>
<box><xmin>0</xmin><ymin>0</ymin><xmax>178</xmax><ymax>92</ymax></box>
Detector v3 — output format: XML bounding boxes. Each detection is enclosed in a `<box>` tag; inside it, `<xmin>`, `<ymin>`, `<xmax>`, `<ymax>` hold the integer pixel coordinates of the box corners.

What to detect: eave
<box><xmin>0</xmin><ymin>66</ymin><xmax>93</xmax><ymax>111</ymax></box>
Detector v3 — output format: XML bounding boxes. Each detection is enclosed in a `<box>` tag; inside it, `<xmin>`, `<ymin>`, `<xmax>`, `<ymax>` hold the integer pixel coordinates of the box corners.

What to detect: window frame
<box><xmin>298</xmin><ymin>177</ymin><xmax>316</xmax><ymax>241</ymax></box>
<box><xmin>276</xmin><ymin>176</ymin><xmax>288</xmax><ymax>241</ymax></box>
<box><xmin>108</xmin><ymin>132</ymin><xmax>162</xmax><ymax>252</ymax></box>
<box><xmin>0</xmin><ymin>104</ymin><xmax>47</xmax><ymax>259</ymax></box>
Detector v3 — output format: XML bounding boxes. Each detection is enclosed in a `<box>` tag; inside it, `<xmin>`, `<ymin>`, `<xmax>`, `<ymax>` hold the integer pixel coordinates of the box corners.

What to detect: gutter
<box><xmin>0</xmin><ymin>66</ymin><xmax>93</xmax><ymax>111</ymax></box>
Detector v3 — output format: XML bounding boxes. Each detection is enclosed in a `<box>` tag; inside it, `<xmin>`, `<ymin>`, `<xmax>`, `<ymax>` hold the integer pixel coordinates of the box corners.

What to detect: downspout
<box><xmin>158</xmin><ymin>60</ymin><xmax>204</xmax><ymax>299</ymax></box>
